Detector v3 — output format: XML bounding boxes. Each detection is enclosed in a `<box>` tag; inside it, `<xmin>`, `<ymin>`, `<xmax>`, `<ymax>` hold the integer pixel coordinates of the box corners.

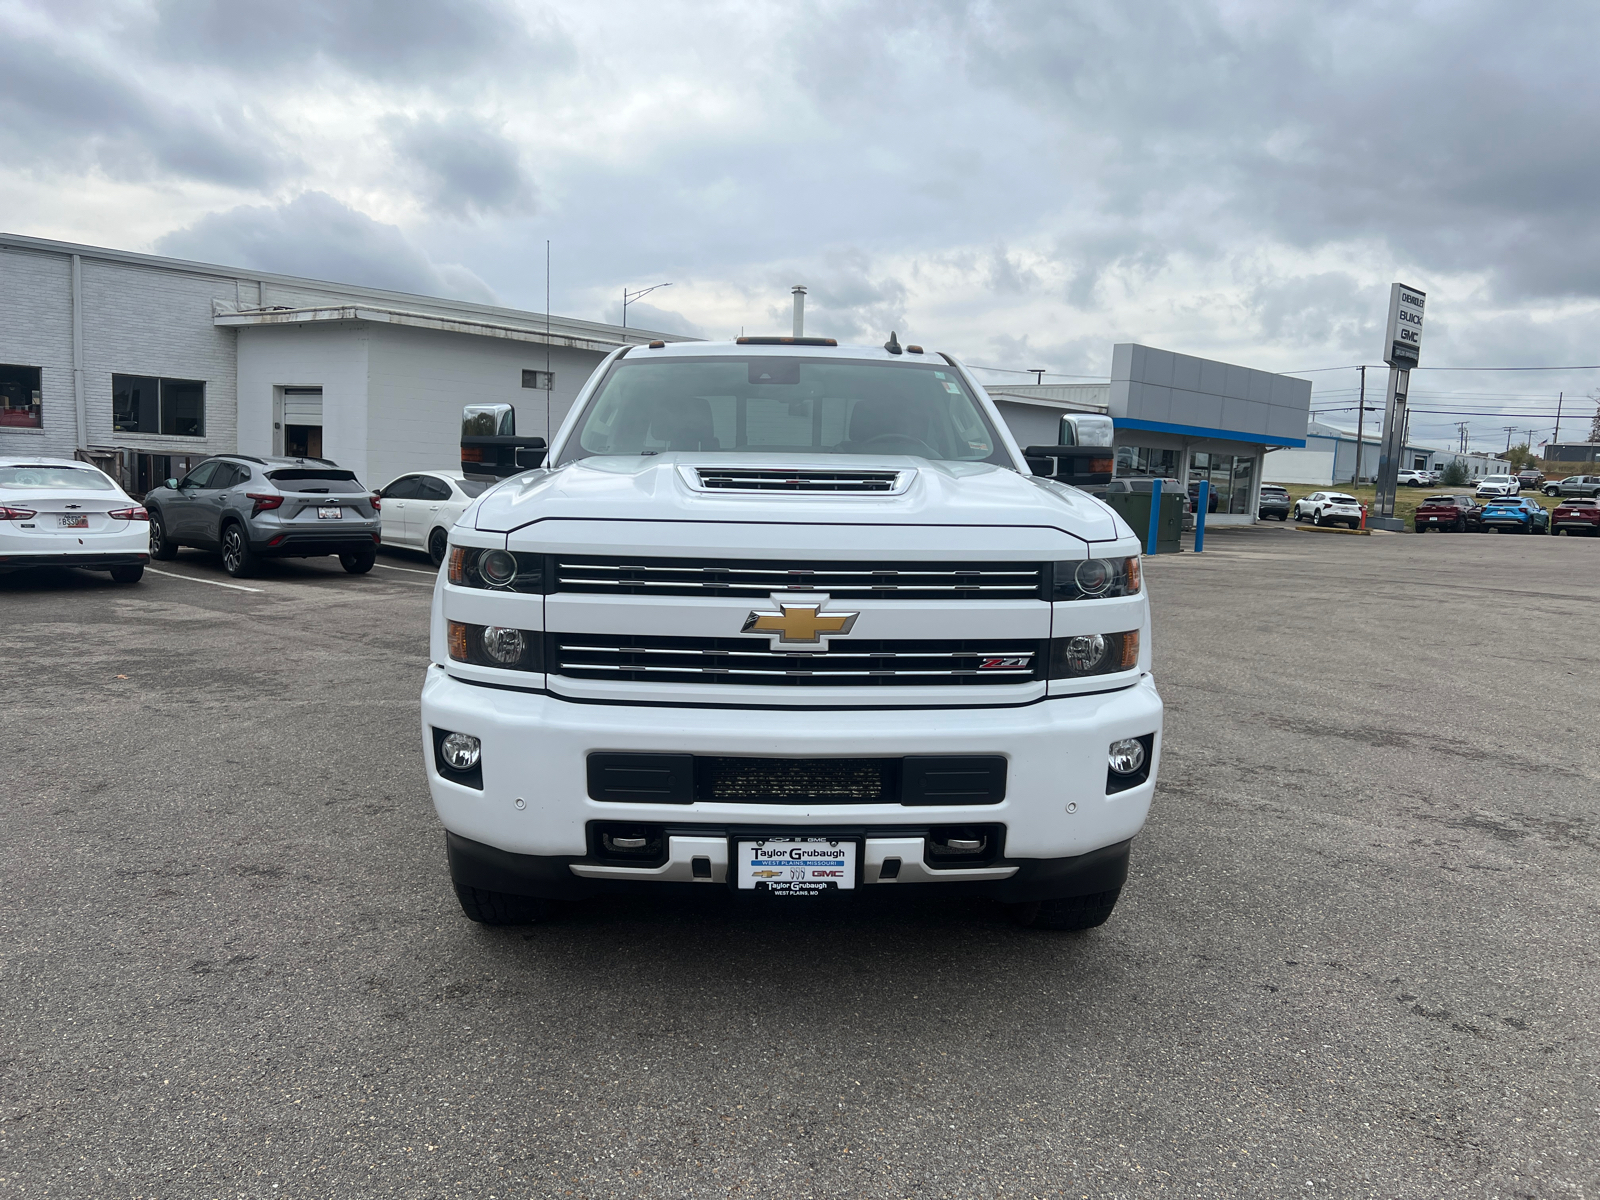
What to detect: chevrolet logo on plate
<box><xmin>741</xmin><ymin>597</ymin><xmax>860</xmax><ymax>647</ymax></box>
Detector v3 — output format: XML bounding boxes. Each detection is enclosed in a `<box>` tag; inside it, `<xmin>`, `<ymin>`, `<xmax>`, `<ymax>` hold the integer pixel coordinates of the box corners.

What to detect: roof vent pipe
<box><xmin>791</xmin><ymin>285</ymin><xmax>806</xmax><ymax>338</ymax></box>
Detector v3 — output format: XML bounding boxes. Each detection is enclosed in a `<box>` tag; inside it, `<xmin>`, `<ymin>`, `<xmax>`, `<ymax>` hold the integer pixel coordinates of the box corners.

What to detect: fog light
<box><xmin>1108</xmin><ymin>737</ymin><xmax>1146</xmax><ymax>776</ymax></box>
<box><xmin>1061</xmin><ymin>633</ymin><xmax>1108</xmax><ymax>673</ymax></box>
<box><xmin>440</xmin><ymin>732</ymin><xmax>481</xmax><ymax>770</ymax></box>
<box><xmin>480</xmin><ymin>625</ymin><xmax>526</xmax><ymax>665</ymax></box>
<box><xmin>479</xmin><ymin>549</ymin><xmax>517</xmax><ymax>587</ymax></box>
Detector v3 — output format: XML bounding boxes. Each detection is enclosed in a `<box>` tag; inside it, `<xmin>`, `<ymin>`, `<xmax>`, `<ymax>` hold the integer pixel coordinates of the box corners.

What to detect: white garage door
<box><xmin>283</xmin><ymin>389</ymin><xmax>323</xmax><ymax>425</ymax></box>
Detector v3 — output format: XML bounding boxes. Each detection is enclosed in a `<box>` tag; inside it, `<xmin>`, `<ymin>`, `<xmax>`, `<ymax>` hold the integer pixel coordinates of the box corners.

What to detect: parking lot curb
<box><xmin>1295</xmin><ymin>524</ymin><xmax>1371</xmax><ymax>536</ymax></box>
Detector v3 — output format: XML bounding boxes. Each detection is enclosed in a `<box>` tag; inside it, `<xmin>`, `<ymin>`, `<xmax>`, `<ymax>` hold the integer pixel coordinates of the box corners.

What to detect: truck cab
<box><xmin>421</xmin><ymin>338</ymin><xmax>1163</xmax><ymax>930</ymax></box>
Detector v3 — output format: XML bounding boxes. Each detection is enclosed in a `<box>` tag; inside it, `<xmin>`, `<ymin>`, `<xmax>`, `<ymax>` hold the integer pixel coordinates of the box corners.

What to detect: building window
<box><xmin>112</xmin><ymin>375</ymin><xmax>207</xmax><ymax>437</ymax></box>
<box><xmin>1190</xmin><ymin>452</ymin><xmax>1257</xmax><ymax>514</ymax></box>
<box><xmin>522</xmin><ymin>369</ymin><xmax>554</xmax><ymax>390</ymax></box>
<box><xmin>1115</xmin><ymin>445</ymin><xmax>1181</xmax><ymax>478</ymax></box>
<box><xmin>0</xmin><ymin>364</ymin><xmax>43</xmax><ymax>428</ymax></box>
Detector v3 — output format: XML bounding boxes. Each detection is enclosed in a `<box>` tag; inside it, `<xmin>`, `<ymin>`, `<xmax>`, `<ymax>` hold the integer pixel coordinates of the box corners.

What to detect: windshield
<box><xmin>0</xmin><ymin>465</ymin><xmax>115</xmax><ymax>491</ymax></box>
<box><xmin>558</xmin><ymin>355</ymin><xmax>1006</xmax><ymax>466</ymax></box>
<box><xmin>1327</xmin><ymin>495</ymin><xmax>1357</xmax><ymax>504</ymax></box>
<box><xmin>1421</xmin><ymin>496</ymin><xmax>1454</xmax><ymax>505</ymax></box>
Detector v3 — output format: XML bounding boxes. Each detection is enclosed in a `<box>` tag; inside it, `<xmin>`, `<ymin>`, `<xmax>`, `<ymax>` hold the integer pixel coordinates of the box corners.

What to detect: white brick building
<box><xmin>0</xmin><ymin>232</ymin><xmax>681</xmax><ymax>494</ymax></box>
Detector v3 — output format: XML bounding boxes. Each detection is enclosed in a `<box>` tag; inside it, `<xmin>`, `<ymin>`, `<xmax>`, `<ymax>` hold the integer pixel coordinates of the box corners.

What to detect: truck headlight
<box><xmin>447</xmin><ymin>621</ymin><xmax>544</xmax><ymax>672</ymax></box>
<box><xmin>447</xmin><ymin>546</ymin><xmax>550</xmax><ymax>593</ymax></box>
<box><xmin>1048</xmin><ymin>630</ymin><xmax>1139</xmax><ymax>678</ymax></box>
<box><xmin>1050</xmin><ymin>556</ymin><xmax>1140</xmax><ymax>600</ymax></box>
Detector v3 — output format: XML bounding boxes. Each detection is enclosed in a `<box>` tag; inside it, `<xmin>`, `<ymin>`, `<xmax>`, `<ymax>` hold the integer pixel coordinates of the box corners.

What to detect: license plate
<box><xmin>1429</xmin><ymin>516</ymin><xmax>1438</xmax><ymax>521</ymax></box>
<box><xmin>317</xmin><ymin>506</ymin><xmax>343</xmax><ymax>520</ymax></box>
<box><xmin>735</xmin><ymin>837</ymin><xmax>857</xmax><ymax>895</ymax></box>
<box><xmin>57</xmin><ymin>515</ymin><xmax>88</xmax><ymax>528</ymax></box>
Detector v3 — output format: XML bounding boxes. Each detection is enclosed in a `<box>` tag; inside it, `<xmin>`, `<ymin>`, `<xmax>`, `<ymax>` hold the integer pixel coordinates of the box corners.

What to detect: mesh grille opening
<box><xmin>554</xmin><ymin>556</ymin><xmax>1044</xmax><ymax>600</ymax></box>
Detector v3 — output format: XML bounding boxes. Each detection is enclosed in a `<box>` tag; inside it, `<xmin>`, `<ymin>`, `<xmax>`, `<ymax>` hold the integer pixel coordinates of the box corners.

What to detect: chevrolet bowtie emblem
<box><xmin>742</xmin><ymin>599</ymin><xmax>860</xmax><ymax>646</ymax></box>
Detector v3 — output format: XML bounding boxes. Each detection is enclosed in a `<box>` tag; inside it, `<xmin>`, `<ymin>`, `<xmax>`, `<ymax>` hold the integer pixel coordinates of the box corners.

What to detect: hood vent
<box><xmin>689</xmin><ymin>466</ymin><xmax>911</xmax><ymax>495</ymax></box>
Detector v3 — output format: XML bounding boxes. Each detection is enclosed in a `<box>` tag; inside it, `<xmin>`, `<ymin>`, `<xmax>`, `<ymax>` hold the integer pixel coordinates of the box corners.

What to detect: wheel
<box><xmin>1007</xmin><ymin>888</ymin><xmax>1122</xmax><ymax>931</ymax></box>
<box><xmin>1453</xmin><ymin>516</ymin><xmax>1466</xmax><ymax>533</ymax></box>
<box><xmin>453</xmin><ymin>882</ymin><xmax>555</xmax><ymax>926</ymax></box>
<box><xmin>1414</xmin><ymin>524</ymin><xmax>1425</xmax><ymax>534</ymax></box>
<box><xmin>340</xmin><ymin>547</ymin><xmax>377</xmax><ymax>574</ymax></box>
<box><xmin>108</xmin><ymin>564</ymin><xmax>144</xmax><ymax>584</ymax></box>
<box><xmin>427</xmin><ymin>527</ymin><xmax>448</xmax><ymax>567</ymax></box>
<box><xmin>1277</xmin><ymin>512</ymin><xmax>1287</xmax><ymax>521</ymax></box>
<box><xmin>1314</xmin><ymin>510</ymin><xmax>1326</xmax><ymax>526</ymax></box>
<box><xmin>147</xmin><ymin>510</ymin><xmax>178</xmax><ymax>560</ymax></box>
<box><xmin>220</xmin><ymin>523</ymin><xmax>255</xmax><ymax>577</ymax></box>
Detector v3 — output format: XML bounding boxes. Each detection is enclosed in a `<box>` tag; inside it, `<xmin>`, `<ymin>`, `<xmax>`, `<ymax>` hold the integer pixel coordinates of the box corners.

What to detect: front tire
<box><xmin>148</xmin><ymin>511</ymin><xmax>178</xmax><ymax>560</ymax></box>
<box><xmin>220</xmin><ymin>523</ymin><xmax>255</xmax><ymax>577</ymax></box>
<box><xmin>1008</xmin><ymin>888</ymin><xmax>1122</xmax><ymax>931</ymax></box>
<box><xmin>427</xmin><ymin>527</ymin><xmax>448</xmax><ymax>567</ymax></box>
<box><xmin>108</xmin><ymin>564</ymin><xmax>144</xmax><ymax>584</ymax></box>
<box><xmin>340</xmin><ymin>547</ymin><xmax>377</xmax><ymax>574</ymax></box>
<box><xmin>453</xmin><ymin>882</ymin><xmax>556</xmax><ymax>926</ymax></box>
<box><xmin>1453</xmin><ymin>516</ymin><xmax>1466</xmax><ymax>533</ymax></box>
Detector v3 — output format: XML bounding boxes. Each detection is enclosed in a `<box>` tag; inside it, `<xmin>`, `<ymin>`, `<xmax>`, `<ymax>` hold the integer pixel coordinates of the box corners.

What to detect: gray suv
<box><xmin>144</xmin><ymin>455</ymin><xmax>380</xmax><ymax>577</ymax></box>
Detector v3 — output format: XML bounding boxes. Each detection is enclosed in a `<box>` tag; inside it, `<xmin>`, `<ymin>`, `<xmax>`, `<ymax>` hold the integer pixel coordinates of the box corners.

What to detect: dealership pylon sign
<box><xmin>1373</xmin><ymin>283</ymin><xmax>1426</xmax><ymax>526</ymax></box>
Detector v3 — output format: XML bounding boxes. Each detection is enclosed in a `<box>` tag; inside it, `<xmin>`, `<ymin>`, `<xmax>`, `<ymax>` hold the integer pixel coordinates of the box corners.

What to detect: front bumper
<box><xmin>420</xmin><ymin>664</ymin><xmax>1163</xmax><ymax>885</ymax></box>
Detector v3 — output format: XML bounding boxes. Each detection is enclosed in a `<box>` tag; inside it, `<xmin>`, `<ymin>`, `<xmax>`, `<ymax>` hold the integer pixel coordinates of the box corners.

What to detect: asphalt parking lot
<box><xmin>3</xmin><ymin>530</ymin><xmax>1597</xmax><ymax>1199</ymax></box>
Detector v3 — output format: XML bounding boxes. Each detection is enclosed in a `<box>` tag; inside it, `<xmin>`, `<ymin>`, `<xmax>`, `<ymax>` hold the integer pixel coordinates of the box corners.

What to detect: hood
<box><xmin>472</xmin><ymin>453</ymin><xmax>1129</xmax><ymax>543</ymax></box>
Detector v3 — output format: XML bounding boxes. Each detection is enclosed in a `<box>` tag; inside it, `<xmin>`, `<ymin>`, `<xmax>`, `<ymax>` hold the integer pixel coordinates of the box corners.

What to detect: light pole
<box><xmin>1030</xmin><ymin>369</ymin><xmax>1047</xmax><ymax>385</ymax></box>
<box><xmin>621</xmin><ymin>282</ymin><xmax>671</xmax><ymax>330</ymax></box>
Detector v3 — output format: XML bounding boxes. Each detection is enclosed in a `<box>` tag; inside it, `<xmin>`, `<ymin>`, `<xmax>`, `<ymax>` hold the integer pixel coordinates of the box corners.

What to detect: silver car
<box><xmin>143</xmin><ymin>455</ymin><xmax>380</xmax><ymax>577</ymax></box>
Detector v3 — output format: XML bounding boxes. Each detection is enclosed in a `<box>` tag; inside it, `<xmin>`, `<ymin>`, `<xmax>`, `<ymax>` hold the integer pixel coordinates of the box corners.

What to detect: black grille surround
<box><xmin>552</xmin><ymin>633</ymin><xmax>1043</xmax><ymax>687</ymax></box>
<box><xmin>554</xmin><ymin>555</ymin><xmax>1045</xmax><ymax>601</ymax></box>
<box><xmin>587</xmin><ymin>752</ymin><xmax>1008</xmax><ymax>805</ymax></box>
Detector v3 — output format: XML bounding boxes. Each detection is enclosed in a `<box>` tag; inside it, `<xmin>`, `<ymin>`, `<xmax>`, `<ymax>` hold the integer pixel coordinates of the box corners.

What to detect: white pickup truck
<box><xmin>421</xmin><ymin>337</ymin><xmax>1162</xmax><ymax>930</ymax></box>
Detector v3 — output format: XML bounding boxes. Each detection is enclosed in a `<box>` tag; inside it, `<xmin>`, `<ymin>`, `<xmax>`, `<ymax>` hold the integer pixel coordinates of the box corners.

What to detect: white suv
<box><xmin>1396</xmin><ymin>469</ymin><xmax>1429</xmax><ymax>486</ymax></box>
<box><xmin>1475</xmin><ymin>474</ymin><xmax>1521</xmax><ymax>497</ymax></box>
<box><xmin>421</xmin><ymin>339</ymin><xmax>1162</xmax><ymax>931</ymax></box>
<box><xmin>1292</xmin><ymin>491</ymin><xmax>1364</xmax><ymax>528</ymax></box>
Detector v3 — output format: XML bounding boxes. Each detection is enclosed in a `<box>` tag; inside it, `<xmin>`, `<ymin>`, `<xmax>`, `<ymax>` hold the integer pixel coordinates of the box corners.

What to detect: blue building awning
<box><xmin>1114</xmin><ymin>416</ymin><xmax>1306</xmax><ymax>449</ymax></box>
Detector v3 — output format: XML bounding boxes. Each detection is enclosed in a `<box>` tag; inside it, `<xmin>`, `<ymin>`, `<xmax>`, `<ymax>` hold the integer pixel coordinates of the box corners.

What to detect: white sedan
<box><xmin>0</xmin><ymin>456</ymin><xmax>150</xmax><ymax>582</ymax></box>
<box><xmin>375</xmin><ymin>469</ymin><xmax>493</xmax><ymax>565</ymax></box>
<box><xmin>1292</xmin><ymin>491</ymin><xmax>1365</xmax><ymax>529</ymax></box>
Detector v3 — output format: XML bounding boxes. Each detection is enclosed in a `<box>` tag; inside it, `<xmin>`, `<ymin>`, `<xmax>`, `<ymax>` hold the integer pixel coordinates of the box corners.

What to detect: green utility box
<box><xmin>1099</xmin><ymin>491</ymin><xmax>1185</xmax><ymax>554</ymax></box>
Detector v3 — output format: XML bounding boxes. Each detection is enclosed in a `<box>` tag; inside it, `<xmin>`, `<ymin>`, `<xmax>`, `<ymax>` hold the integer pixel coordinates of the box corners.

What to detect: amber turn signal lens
<box><xmin>1125</xmin><ymin>556</ymin><xmax>1141</xmax><ymax>593</ymax></box>
<box><xmin>447</xmin><ymin>620</ymin><xmax>470</xmax><ymax>662</ymax></box>
<box><xmin>448</xmin><ymin>546</ymin><xmax>469</xmax><ymax>585</ymax></box>
<box><xmin>1119</xmin><ymin>629</ymin><xmax>1140</xmax><ymax>670</ymax></box>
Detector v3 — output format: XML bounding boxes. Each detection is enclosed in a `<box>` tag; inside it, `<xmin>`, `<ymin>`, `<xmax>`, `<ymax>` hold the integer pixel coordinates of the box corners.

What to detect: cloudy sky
<box><xmin>4</xmin><ymin>0</ymin><xmax>1599</xmax><ymax>452</ymax></box>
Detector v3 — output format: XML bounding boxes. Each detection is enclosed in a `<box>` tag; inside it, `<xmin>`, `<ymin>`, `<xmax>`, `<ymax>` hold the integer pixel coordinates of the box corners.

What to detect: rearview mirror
<box><xmin>165</xmin><ymin>477</ymin><xmax>179</xmax><ymax>489</ymax></box>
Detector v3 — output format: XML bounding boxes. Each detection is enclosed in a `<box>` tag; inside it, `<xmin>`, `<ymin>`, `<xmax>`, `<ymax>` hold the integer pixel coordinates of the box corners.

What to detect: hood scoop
<box><xmin>686</xmin><ymin>465</ymin><xmax>913</xmax><ymax>495</ymax></box>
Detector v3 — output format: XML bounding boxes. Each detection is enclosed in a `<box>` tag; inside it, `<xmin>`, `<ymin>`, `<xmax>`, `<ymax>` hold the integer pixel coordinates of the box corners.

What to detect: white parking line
<box><xmin>377</xmin><ymin>563</ymin><xmax>439</xmax><ymax>576</ymax></box>
<box><xmin>146</xmin><ymin>567</ymin><xmax>263</xmax><ymax>593</ymax></box>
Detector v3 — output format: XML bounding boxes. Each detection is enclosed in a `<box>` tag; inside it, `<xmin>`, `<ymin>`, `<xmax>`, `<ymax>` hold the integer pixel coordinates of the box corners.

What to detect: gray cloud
<box><xmin>155</xmin><ymin>192</ymin><xmax>497</xmax><ymax>302</ymax></box>
<box><xmin>0</xmin><ymin>29</ymin><xmax>283</xmax><ymax>187</ymax></box>
<box><xmin>389</xmin><ymin>114</ymin><xmax>537</xmax><ymax>218</ymax></box>
<box><xmin>150</xmin><ymin>0</ymin><xmax>573</xmax><ymax>84</ymax></box>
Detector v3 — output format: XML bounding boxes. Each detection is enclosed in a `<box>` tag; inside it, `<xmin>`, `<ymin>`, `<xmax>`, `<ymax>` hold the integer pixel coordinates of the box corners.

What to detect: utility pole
<box><xmin>1503</xmin><ymin>425</ymin><xmax>1517</xmax><ymax>455</ymax></box>
<box><xmin>1456</xmin><ymin>422</ymin><xmax>1468</xmax><ymax>453</ymax></box>
<box><xmin>1553</xmin><ymin>392</ymin><xmax>1563</xmax><ymax>445</ymax></box>
<box><xmin>1353</xmin><ymin>365</ymin><xmax>1366</xmax><ymax>484</ymax></box>
<box><xmin>1029</xmin><ymin>369</ymin><xmax>1047</xmax><ymax>385</ymax></box>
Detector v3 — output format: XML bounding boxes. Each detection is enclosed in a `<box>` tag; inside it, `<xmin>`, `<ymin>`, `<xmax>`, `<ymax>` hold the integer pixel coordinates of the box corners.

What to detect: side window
<box><xmin>213</xmin><ymin>464</ymin><xmax>246</xmax><ymax>489</ymax></box>
<box><xmin>417</xmin><ymin>477</ymin><xmax>452</xmax><ymax>502</ymax></box>
<box><xmin>383</xmin><ymin>476</ymin><xmax>422</xmax><ymax>499</ymax></box>
<box><xmin>179</xmin><ymin>461</ymin><xmax>219</xmax><ymax>489</ymax></box>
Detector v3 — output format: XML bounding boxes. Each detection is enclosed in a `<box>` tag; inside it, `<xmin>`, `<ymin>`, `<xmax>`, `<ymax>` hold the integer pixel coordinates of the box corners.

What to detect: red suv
<box><xmin>1414</xmin><ymin>494</ymin><xmax>1482</xmax><ymax>533</ymax></box>
<box><xmin>1550</xmin><ymin>498</ymin><xmax>1600</xmax><ymax>536</ymax></box>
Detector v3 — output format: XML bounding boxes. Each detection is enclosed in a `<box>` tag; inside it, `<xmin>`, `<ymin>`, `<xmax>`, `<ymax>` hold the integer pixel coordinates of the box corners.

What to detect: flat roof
<box><xmin>0</xmin><ymin>230</ymin><xmax>688</xmax><ymax>349</ymax></box>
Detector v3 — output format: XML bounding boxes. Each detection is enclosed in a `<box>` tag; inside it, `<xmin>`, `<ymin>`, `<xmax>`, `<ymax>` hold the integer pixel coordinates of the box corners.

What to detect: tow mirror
<box><xmin>1059</xmin><ymin>414</ymin><xmax>1114</xmax><ymax>447</ymax></box>
<box><xmin>461</xmin><ymin>404</ymin><xmax>547</xmax><ymax>480</ymax></box>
